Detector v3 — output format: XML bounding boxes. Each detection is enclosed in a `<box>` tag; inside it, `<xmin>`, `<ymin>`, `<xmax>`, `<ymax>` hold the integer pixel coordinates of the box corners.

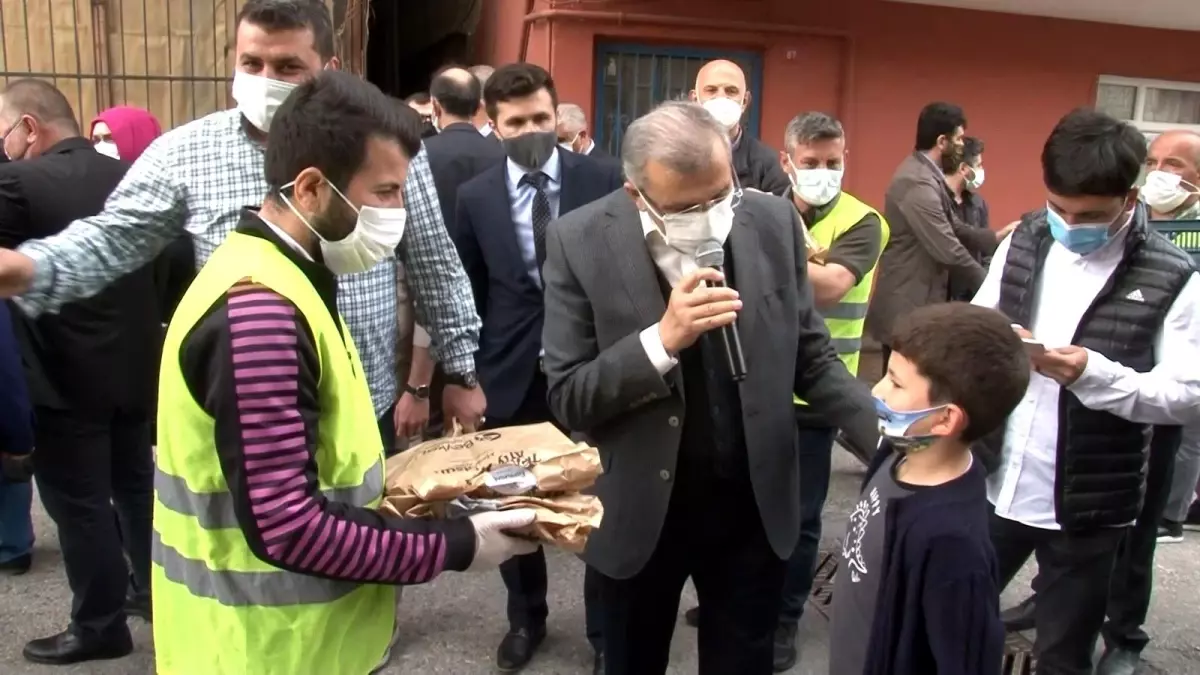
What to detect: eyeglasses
<box><xmin>640</xmin><ymin>171</ymin><xmax>743</xmax><ymax>219</ymax></box>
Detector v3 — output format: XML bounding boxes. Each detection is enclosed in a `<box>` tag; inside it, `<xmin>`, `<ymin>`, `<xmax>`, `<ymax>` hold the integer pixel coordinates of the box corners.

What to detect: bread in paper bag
<box><xmin>380</xmin><ymin>423</ymin><xmax>603</xmax><ymax>552</ymax></box>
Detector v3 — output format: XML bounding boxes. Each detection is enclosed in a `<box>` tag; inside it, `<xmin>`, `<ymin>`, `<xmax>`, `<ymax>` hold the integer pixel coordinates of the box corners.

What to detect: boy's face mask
<box><xmin>873</xmin><ymin>397</ymin><xmax>948</xmax><ymax>452</ymax></box>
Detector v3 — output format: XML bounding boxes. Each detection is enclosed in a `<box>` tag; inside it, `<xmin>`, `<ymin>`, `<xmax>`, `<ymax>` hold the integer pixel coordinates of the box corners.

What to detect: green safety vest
<box><xmin>794</xmin><ymin>192</ymin><xmax>890</xmax><ymax>405</ymax></box>
<box><xmin>152</xmin><ymin>232</ymin><xmax>394</xmax><ymax>675</ymax></box>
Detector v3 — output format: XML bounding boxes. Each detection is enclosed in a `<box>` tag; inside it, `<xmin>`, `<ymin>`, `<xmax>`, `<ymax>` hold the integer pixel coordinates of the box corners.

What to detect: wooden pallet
<box><xmin>808</xmin><ymin>551</ymin><xmax>1036</xmax><ymax>675</ymax></box>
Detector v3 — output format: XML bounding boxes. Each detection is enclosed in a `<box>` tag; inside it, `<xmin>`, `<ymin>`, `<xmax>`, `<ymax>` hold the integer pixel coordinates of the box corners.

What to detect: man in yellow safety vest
<box><xmin>152</xmin><ymin>70</ymin><xmax>538</xmax><ymax>675</ymax></box>
<box><xmin>774</xmin><ymin>111</ymin><xmax>889</xmax><ymax>671</ymax></box>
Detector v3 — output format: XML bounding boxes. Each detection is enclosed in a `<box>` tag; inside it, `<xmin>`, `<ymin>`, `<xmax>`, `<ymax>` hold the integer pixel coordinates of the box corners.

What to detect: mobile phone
<box><xmin>1022</xmin><ymin>337</ymin><xmax>1046</xmax><ymax>356</ymax></box>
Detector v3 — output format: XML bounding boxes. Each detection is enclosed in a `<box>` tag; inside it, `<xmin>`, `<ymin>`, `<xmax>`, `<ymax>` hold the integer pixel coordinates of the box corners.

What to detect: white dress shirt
<box><xmin>973</xmin><ymin>229</ymin><xmax>1200</xmax><ymax>530</ymax></box>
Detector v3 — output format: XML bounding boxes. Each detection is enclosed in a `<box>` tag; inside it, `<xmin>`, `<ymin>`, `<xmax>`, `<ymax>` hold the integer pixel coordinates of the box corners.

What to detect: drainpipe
<box><xmin>518</xmin><ymin>0</ymin><xmax>538</xmax><ymax>62</ymax></box>
<box><xmin>518</xmin><ymin>9</ymin><xmax>857</xmax><ymax>163</ymax></box>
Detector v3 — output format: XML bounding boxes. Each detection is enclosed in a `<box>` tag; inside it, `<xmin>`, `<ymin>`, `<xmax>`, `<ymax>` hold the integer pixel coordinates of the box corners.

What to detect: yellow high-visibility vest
<box><xmin>152</xmin><ymin>232</ymin><xmax>393</xmax><ymax>675</ymax></box>
<box><xmin>795</xmin><ymin>192</ymin><xmax>890</xmax><ymax>405</ymax></box>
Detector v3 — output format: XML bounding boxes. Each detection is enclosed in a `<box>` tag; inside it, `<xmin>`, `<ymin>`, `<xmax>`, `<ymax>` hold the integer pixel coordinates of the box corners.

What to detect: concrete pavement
<box><xmin>3</xmin><ymin>447</ymin><xmax>1200</xmax><ymax>674</ymax></box>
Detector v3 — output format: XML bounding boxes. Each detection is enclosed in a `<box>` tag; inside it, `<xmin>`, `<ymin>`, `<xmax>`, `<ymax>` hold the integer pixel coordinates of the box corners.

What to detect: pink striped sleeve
<box><xmin>223</xmin><ymin>282</ymin><xmax>461</xmax><ymax>584</ymax></box>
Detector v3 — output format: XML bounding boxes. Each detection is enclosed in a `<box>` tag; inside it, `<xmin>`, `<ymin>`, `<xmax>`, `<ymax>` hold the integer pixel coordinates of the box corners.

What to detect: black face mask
<box><xmin>420</xmin><ymin>121</ymin><xmax>438</xmax><ymax>138</ymax></box>
<box><xmin>503</xmin><ymin>130</ymin><xmax>558</xmax><ymax>170</ymax></box>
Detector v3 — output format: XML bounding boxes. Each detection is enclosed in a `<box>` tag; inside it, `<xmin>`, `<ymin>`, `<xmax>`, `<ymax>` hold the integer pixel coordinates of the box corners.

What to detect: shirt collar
<box><xmin>479</xmin><ymin>122</ymin><xmax>494</xmax><ymax>137</ymax></box>
<box><xmin>583</xmin><ymin>139</ymin><xmax>596</xmax><ymax>155</ymax></box>
<box><xmin>506</xmin><ymin>147</ymin><xmax>562</xmax><ymax>186</ymax></box>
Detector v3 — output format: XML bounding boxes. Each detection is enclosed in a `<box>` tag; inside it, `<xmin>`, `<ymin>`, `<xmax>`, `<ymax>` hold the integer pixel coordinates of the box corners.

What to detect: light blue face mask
<box><xmin>874</xmin><ymin>397</ymin><xmax>947</xmax><ymax>451</ymax></box>
<box><xmin>1046</xmin><ymin>203</ymin><xmax>1120</xmax><ymax>256</ymax></box>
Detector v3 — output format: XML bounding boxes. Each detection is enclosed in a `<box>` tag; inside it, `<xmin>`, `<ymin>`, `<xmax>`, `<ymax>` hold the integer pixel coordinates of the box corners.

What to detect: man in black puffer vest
<box><xmin>971</xmin><ymin>109</ymin><xmax>1200</xmax><ymax>675</ymax></box>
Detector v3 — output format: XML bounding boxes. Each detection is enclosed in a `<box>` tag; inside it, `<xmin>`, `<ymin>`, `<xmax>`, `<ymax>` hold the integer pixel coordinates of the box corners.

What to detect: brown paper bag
<box><xmin>380</xmin><ymin>423</ymin><xmax>604</xmax><ymax>551</ymax></box>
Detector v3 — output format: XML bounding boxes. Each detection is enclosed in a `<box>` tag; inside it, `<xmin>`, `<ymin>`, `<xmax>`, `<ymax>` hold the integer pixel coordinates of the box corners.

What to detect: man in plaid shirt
<box><xmin>0</xmin><ymin>0</ymin><xmax>487</xmax><ymax>439</ymax></box>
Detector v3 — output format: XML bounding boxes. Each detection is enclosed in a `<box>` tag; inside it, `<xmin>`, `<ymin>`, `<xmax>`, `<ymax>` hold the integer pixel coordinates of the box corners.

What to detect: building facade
<box><xmin>474</xmin><ymin>0</ymin><xmax>1200</xmax><ymax>225</ymax></box>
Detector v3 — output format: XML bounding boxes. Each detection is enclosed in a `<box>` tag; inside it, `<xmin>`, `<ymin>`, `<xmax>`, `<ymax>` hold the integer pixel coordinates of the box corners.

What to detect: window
<box><xmin>1096</xmin><ymin>75</ymin><xmax>1200</xmax><ymax>135</ymax></box>
<box><xmin>593</xmin><ymin>43</ymin><xmax>764</xmax><ymax>156</ymax></box>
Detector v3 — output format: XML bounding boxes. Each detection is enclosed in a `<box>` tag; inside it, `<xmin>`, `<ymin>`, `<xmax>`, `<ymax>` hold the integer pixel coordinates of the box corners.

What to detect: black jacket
<box><xmin>423</xmin><ymin>122</ymin><xmax>506</xmax><ymax>237</ymax></box>
<box><xmin>732</xmin><ymin>132</ymin><xmax>791</xmax><ymax>195</ymax></box>
<box><xmin>860</xmin><ymin>443</ymin><xmax>1003</xmax><ymax>675</ymax></box>
<box><xmin>0</xmin><ymin>137</ymin><xmax>159</xmax><ymax>413</ymax></box>
<box><xmin>986</xmin><ymin>204</ymin><xmax>1193</xmax><ymax>528</ymax></box>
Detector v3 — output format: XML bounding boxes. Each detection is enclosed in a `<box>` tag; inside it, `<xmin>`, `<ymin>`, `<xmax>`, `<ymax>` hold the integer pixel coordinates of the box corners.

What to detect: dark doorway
<box><xmin>364</xmin><ymin>0</ymin><xmax>481</xmax><ymax>99</ymax></box>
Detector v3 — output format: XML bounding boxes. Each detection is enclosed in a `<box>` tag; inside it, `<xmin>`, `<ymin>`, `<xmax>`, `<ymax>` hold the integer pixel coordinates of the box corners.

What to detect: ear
<box><xmin>432</xmin><ymin>100</ymin><xmax>444</xmax><ymax>118</ymax></box>
<box><xmin>323</xmin><ymin>57</ymin><xmax>341</xmax><ymax>71</ymax></box>
<box><xmin>778</xmin><ymin>150</ymin><xmax>790</xmax><ymax>175</ymax></box>
<box><xmin>622</xmin><ymin>181</ymin><xmax>643</xmax><ymax>207</ymax></box>
<box><xmin>743</xmin><ymin>90</ymin><xmax>753</xmax><ymax>108</ymax></box>
<box><xmin>688</xmin><ymin>90</ymin><xmax>698</xmax><ymax>102</ymax></box>
<box><xmin>930</xmin><ymin>403</ymin><xmax>968</xmax><ymax>439</ymax></box>
<box><xmin>1125</xmin><ymin>187</ymin><xmax>1141</xmax><ymax>210</ymax></box>
<box><xmin>291</xmin><ymin>167</ymin><xmax>328</xmax><ymax>215</ymax></box>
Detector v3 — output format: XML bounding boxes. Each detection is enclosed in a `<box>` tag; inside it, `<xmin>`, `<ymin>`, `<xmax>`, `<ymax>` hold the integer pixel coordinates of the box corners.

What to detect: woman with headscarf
<box><xmin>90</xmin><ymin>106</ymin><xmax>195</xmax><ymax>324</ymax></box>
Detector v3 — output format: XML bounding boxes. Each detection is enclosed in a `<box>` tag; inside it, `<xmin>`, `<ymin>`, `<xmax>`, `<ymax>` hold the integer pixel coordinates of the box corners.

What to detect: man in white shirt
<box><xmin>972</xmin><ymin>109</ymin><xmax>1200</xmax><ymax>675</ymax></box>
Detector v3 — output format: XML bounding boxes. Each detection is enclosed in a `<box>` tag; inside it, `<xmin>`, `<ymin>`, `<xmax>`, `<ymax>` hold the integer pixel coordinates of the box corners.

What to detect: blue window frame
<box><xmin>593</xmin><ymin>42</ymin><xmax>764</xmax><ymax>157</ymax></box>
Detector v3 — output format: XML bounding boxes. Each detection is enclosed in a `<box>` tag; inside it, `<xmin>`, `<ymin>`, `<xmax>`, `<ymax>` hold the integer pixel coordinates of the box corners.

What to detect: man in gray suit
<box><xmin>540</xmin><ymin>101</ymin><xmax>878</xmax><ymax>675</ymax></box>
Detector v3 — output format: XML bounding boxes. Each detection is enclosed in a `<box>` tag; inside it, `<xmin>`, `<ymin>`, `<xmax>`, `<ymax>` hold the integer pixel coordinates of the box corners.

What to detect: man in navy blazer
<box><xmin>452</xmin><ymin>63</ymin><xmax>622</xmax><ymax>674</ymax></box>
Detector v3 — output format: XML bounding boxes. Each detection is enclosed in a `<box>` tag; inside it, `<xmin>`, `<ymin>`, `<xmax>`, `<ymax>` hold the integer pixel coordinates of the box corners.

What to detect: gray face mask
<box><xmin>503</xmin><ymin>130</ymin><xmax>558</xmax><ymax>170</ymax></box>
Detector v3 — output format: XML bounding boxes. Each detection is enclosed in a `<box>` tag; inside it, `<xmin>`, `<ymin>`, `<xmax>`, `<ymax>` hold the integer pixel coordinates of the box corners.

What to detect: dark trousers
<box><xmin>598</xmin><ymin>478</ymin><xmax>785</xmax><ymax>675</ymax></box>
<box><xmin>1104</xmin><ymin>426</ymin><xmax>1180</xmax><ymax>652</ymax></box>
<box><xmin>32</xmin><ymin>406</ymin><xmax>153</xmax><ymax>639</ymax></box>
<box><xmin>990</xmin><ymin>508</ymin><xmax>1126</xmax><ymax>675</ymax></box>
<box><xmin>778</xmin><ymin>423</ymin><xmax>837</xmax><ymax>625</ymax></box>
<box><xmin>488</xmin><ymin>368</ymin><xmax>603</xmax><ymax>652</ymax></box>
<box><xmin>377</xmin><ymin>401</ymin><xmax>398</xmax><ymax>458</ymax></box>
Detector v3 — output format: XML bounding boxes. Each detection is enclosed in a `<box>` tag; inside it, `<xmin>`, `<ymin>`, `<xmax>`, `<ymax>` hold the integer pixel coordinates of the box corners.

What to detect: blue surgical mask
<box><xmin>874</xmin><ymin>397</ymin><xmax>946</xmax><ymax>451</ymax></box>
<box><xmin>1046</xmin><ymin>204</ymin><xmax>1118</xmax><ymax>256</ymax></box>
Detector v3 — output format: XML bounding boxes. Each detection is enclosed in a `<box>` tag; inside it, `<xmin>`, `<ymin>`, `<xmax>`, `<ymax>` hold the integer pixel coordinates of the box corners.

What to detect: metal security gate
<box><xmin>593</xmin><ymin>42</ymin><xmax>763</xmax><ymax>157</ymax></box>
<box><xmin>0</xmin><ymin>0</ymin><xmax>363</xmax><ymax>132</ymax></box>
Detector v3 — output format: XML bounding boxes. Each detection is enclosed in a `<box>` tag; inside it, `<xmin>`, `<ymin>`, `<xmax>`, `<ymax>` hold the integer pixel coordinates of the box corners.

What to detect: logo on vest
<box><xmin>1125</xmin><ymin>289</ymin><xmax>1146</xmax><ymax>302</ymax></box>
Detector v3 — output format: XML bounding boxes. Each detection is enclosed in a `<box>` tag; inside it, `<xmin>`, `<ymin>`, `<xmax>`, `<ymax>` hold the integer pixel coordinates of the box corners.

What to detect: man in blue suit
<box><xmin>0</xmin><ymin>301</ymin><xmax>34</xmax><ymax>574</ymax></box>
<box><xmin>452</xmin><ymin>62</ymin><xmax>623</xmax><ymax>674</ymax></box>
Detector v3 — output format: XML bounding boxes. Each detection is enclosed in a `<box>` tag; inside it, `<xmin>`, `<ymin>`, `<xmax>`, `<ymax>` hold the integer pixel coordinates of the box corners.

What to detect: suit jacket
<box><xmin>540</xmin><ymin>189</ymin><xmax>879</xmax><ymax>579</ymax></box>
<box><xmin>453</xmin><ymin>149</ymin><xmax>623</xmax><ymax>420</ymax></box>
<box><xmin>0</xmin><ymin>137</ymin><xmax>159</xmax><ymax>412</ymax></box>
<box><xmin>867</xmin><ymin>152</ymin><xmax>997</xmax><ymax>345</ymax></box>
<box><xmin>424</xmin><ymin>122</ymin><xmax>507</xmax><ymax>237</ymax></box>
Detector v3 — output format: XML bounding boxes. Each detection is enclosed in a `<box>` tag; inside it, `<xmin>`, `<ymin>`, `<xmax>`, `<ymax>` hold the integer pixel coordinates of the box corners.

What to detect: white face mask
<box><xmin>787</xmin><ymin>159</ymin><xmax>844</xmax><ymax>207</ymax></box>
<box><xmin>279</xmin><ymin>179</ymin><xmax>408</xmax><ymax>276</ymax></box>
<box><xmin>231</xmin><ymin>71</ymin><xmax>298</xmax><ymax>133</ymax></box>
<box><xmin>966</xmin><ymin>166</ymin><xmax>986</xmax><ymax>191</ymax></box>
<box><xmin>638</xmin><ymin>188</ymin><xmax>737</xmax><ymax>254</ymax></box>
<box><xmin>702</xmin><ymin>97</ymin><xmax>744</xmax><ymax>130</ymax></box>
<box><xmin>94</xmin><ymin>140</ymin><xmax>120</xmax><ymax>160</ymax></box>
<box><xmin>1142</xmin><ymin>170</ymin><xmax>1198</xmax><ymax>213</ymax></box>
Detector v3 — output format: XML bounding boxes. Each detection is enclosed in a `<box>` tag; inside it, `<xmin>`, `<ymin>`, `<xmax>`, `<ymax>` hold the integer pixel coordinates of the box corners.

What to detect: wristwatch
<box><xmin>404</xmin><ymin>383</ymin><xmax>431</xmax><ymax>401</ymax></box>
<box><xmin>444</xmin><ymin>370</ymin><xmax>479</xmax><ymax>389</ymax></box>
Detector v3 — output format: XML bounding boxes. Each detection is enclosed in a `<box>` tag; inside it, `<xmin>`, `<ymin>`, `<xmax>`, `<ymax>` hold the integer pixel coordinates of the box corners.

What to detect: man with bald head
<box><xmin>0</xmin><ymin>78</ymin><xmax>158</xmax><ymax>664</ymax></box>
<box><xmin>690</xmin><ymin>59</ymin><xmax>791</xmax><ymax>195</ymax></box>
<box><xmin>541</xmin><ymin>100</ymin><xmax>876</xmax><ymax>674</ymax></box>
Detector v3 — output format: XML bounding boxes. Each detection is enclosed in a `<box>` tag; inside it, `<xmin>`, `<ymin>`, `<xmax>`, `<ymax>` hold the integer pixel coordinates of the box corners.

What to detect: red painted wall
<box><xmin>477</xmin><ymin>0</ymin><xmax>1200</xmax><ymax>226</ymax></box>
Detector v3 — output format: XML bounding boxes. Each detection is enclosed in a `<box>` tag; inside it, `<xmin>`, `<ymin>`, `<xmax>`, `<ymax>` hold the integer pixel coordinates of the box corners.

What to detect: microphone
<box><xmin>695</xmin><ymin>240</ymin><xmax>747</xmax><ymax>382</ymax></box>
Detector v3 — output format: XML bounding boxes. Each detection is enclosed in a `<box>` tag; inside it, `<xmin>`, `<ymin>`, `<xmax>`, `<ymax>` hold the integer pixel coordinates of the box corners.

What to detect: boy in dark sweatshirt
<box><xmin>828</xmin><ymin>302</ymin><xmax>1030</xmax><ymax>675</ymax></box>
<box><xmin>0</xmin><ymin>301</ymin><xmax>35</xmax><ymax>573</ymax></box>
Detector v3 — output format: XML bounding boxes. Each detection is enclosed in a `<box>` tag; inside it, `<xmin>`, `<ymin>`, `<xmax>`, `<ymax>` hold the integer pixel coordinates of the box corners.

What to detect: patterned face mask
<box><xmin>874</xmin><ymin>397</ymin><xmax>946</xmax><ymax>451</ymax></box>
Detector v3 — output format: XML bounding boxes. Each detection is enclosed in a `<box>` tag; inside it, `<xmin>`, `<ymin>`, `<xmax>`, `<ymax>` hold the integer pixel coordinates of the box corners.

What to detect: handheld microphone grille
<box><xmin>694</xmin><ymin>239</ymin><xmax>725</xmax><ymax>269</ymax></box>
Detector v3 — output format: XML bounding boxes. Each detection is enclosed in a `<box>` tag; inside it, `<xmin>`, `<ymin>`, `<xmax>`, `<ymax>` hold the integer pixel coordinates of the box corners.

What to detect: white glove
<box><xmin>466</xmin><ymin>508</ymin><xmax>540</xmax><ymax>571</ymax></box>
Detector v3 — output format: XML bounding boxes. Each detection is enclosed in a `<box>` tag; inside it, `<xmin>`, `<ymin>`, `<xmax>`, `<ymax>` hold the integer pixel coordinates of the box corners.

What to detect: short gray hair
<box><xmin>557</xmin><ymin>103</ymin><xmax>587</xmax><ymax>131</ymax></box>
<box><xmin>468</xmin><ymin>64</ymin><xmax>495</xmax><ymax>88</ymax></box>
<box><xmin>783</xmin><ymin>111</ymin><xmax>844</xmax><ymax>153</ymax></box>
<box><xmin>621</xmin><ymin>101</ymin><xmax>730</xmax><ymax>186</ymax></box>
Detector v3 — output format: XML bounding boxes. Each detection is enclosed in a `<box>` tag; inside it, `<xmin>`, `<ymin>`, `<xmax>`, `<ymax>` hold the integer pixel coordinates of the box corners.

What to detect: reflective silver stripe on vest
<box><xmin>830</xmin><ymin>337</ymin><xmax>863</xmax><ymax>354</ymax></box>
<box><xmin>155</xmin><ymin>460</ymin><xmax>385</xmax><ymax>529</ymax></box>
<box><xmin>821</xmin><ymin>302</ymin><xmax>869</xmax><ymax>321</ymax></box>
<box><xmin>151</xmin><ymin>530</ymin><xmax>359</xmax><ymax>607</ymax></box>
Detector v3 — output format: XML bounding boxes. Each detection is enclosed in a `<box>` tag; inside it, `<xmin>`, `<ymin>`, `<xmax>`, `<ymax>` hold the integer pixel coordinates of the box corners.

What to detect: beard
<box><xmin>940</xmin><ymin>146</ymin><xmax>963</xmax><ymax>174</ymax></box>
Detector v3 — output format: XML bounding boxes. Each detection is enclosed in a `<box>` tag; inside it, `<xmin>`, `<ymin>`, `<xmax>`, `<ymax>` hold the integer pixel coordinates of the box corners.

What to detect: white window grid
<box><xmin>1097</xmin><ymin>75</ymin><xmax>1200</xmax><ymax>139</ymax></box>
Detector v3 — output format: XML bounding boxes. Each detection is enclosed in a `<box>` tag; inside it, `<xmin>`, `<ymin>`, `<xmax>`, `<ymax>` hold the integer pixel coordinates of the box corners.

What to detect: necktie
<box><xmin>521</xmin><ymin>171</ymin><xmax>551</xmax><ymax>270</ymax></box>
